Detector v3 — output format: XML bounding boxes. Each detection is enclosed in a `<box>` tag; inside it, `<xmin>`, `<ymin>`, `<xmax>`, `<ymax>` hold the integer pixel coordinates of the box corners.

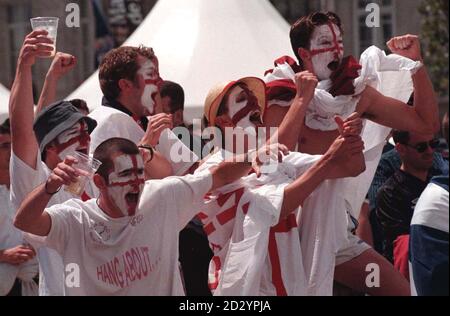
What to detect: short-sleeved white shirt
<box><xmin>35</xmin><ymin>171</ymin><xmax>212</xmax><ymax>295</ymax></box>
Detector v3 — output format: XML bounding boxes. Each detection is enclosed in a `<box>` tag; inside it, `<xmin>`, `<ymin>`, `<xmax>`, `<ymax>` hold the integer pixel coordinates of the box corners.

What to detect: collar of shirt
<box><xmin>102</xmin><ymin>96</ymin><xmax>148</xmax><ymax>131</ymax></box>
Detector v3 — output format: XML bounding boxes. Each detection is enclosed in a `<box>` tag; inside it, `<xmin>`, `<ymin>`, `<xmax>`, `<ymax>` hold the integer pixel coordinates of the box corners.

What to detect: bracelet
<box><xmin>138</xmin><ymin>144</ymin><xmax>154</xmax><ymax>163</ymax></box>
<box><xmin>45</xmin><ymin>179</ymin><xmax>61</xmax><ymax>195</ymax></box>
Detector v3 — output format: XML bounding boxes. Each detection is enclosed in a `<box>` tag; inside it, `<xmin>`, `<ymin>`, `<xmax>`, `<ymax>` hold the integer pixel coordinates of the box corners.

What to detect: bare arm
<box><xmin>280</xmin><ymin>132</ymin><xmax>366</xmax><ymax>219</ymax></box>
<box><xmin>13</xmin><ymin>182</ymin><xmax>53</xmax><ymax>236</ymax></box>
<box><xmin>14</xmin><ymin>156</ymin><xmax>79</xmax><ymax>236</ymax></box>
<box><xmin>335</xmin><ymin>113</ymin><xmax>366</xmax><ymax>178</ymax></box>
<box><xmin>36</xmin><ymin>52</ymin><xmax>76</xmax><ymax>113</ymax></box>
<box><xmin>139</xmin><ymin>146</ymin><xmax>173</xmax><ymax>180</ymax></box>
<box><xmin>264</xmin><ymin>105</ymin><xmax>289</xmax><ymax>130</ymax></box>
<box><xmin>272</xmin><ymin>72</ymin><xmax>317</xmax><ymax>150</ymax></box>
<box><xmin>9</xmin><ymin>30</ymin><xmax>53</xmax><ymax>169</ymax></box>
<box><xmin>358</xmin><ymin>35</ymin><xmax>439</xmax><ymax>135</ymax></box>
<box><xmin>138</xmin><ymin>113</ymin><xmax>176</xmax><ymax>178</ymax></box>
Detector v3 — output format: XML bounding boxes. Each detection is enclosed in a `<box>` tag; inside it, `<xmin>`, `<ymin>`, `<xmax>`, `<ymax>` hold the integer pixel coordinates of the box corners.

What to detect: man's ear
<box><xmin>215</xmin><ymin>115</ymin><xmax>234</xmax><ymax>129</ymax></box>
<box><xmin>299</xmin><ymin>48</ymin><xmax>311</xmax><ymax>62</ymax></box>
<box><xmin>118</xmin><ymin>79</ymin><xmax>133</xmax><ymax>93</ymax></box>
<box><xmin>93</xmin><ymin>174</ymin><xmax>107</xmax><ymax>190</ymax></box>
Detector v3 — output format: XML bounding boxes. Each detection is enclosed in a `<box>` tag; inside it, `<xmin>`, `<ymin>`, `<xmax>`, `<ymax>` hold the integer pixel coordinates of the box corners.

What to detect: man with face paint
<box><xmin>13</xmin><ymin>137</ymin><xmax>289</xmax><ymax>295</ymax></box>
<box><xmin>90</xmin><ymin>46</ymin><xmax>198</xmax><ymax>180</ymax></box>
<box><xmin>8</xmin><ymin>31</ymin><xmax>98</xmax><ymax>296</ymax></box>
<box><xmin>193</xmin><ymin>77</ymin><xmax>365</xmax><ymax>295</ymax></box>
<box><xmin>263</xmin><ymin>11</ymin><xmax>439</xmax><ymax>295</ymax></box>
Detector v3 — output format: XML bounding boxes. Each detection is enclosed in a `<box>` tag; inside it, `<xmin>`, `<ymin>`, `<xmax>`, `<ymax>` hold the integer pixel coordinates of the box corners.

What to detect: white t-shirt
<box><xmin>89</xmin><ymin>106</ymin><xmax>198</xmax><ymax>176</ymax></box>
<box><xmin>34</xmin><ymin>171</ymin><xmax>212</xmax><ymax>296</ymax></box>
<box><xmin>0</xmin><ymin>184</ymin><xmax>39</xmax><ymax>296</ymax></box>
<box><xmin>10</xmin><ymin>153</ymin><xmax>92</xmax><ymax>296</ymax></box>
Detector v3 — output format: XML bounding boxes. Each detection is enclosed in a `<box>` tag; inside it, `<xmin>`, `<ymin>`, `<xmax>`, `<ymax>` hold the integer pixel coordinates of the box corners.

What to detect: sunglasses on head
<box><xmin>405</xmin><ymin>139</ymin><xmax>440</xmax><ymax>153</ymax></box>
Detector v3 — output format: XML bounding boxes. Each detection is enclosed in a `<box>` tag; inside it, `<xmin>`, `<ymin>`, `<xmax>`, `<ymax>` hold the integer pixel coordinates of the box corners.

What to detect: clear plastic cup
<box><xmin>30</xmin><ymin>17</ymin><xmax>59</xmax><ymax>58</ymax></box>
<box><xmin>64</xmin><ymin>152</ymin><xmax>101</xmax><ymax>196</ymax></box>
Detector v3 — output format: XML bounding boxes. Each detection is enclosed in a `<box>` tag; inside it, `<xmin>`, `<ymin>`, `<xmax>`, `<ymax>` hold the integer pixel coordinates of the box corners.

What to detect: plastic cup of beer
<box><xmin>64</xmin><ymin>152</ymin><xmax>101</xmax><ymax>196</ymax></box>
<box><xmin>30</xmin><ymin>17</ymin><xmax>59</xmax><ymax>58</ymax></box>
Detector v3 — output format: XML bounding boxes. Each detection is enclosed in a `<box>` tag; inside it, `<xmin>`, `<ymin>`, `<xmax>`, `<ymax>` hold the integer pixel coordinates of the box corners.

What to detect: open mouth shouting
<box><xmin>107</xmin><ymin>154</ymin><xmax>145</xmax><ymax>217</ymax></box>
<box><xmin>328</xmin><ymin>59</ymin><xmax>341</xmax><ymax>72</ymax></box>
<box><xmin>125</xmin><ymin>191</ymin><xmax>140</xmax><ymax>210</ymax></box>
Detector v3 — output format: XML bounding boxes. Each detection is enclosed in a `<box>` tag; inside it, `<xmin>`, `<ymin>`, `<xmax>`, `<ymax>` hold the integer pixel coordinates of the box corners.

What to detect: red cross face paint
<box><xmin>107</xmin><ymin>154</ymin><xmax>145</xmax><ymax>217</ymax></box>
<box><xmin>227</xmin><ymin>85</ymin><xmax>262</xmax><ymax>131</ymax></box>
<box><xmin>138</xmin><ymin>60</ymin><xmax>162</xmax><ymax>115</ymax></box>
<box><xmin>55</xmin><ymin>121</ymin><xmax>90</xmax><ymax>161</ymax></box>
<box><xmin>309</xmin><ymin>23</ymin><xmax>344</xmax><ymax>80</ymax></box>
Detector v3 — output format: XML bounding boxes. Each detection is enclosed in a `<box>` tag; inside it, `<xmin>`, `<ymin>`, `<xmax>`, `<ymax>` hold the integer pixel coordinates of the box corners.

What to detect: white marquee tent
<box><xmin>0</xmin><ymin>84</ymin><xmax>10</xmax><ymax>123</ymax></box>
<box><xmin>68</xmin><ymin>0</ymin><xmax>292</xmax><ymax>123</ymax></box>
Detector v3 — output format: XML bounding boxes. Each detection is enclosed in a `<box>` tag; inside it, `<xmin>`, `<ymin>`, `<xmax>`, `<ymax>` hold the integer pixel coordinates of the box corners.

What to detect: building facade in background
<box><xmin>0</xmin><ymin>0</ymin><xmax>95</xmax><ymax>101</ymax></box>
<box><xmin>0</xmin><ymin>0</ymin><xmax>432</xmax><ymax>101</ymax></box>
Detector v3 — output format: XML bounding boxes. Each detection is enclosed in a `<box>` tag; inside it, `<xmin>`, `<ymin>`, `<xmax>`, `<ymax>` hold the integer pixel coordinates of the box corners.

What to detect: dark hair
<box><xmin>443</xmin><ymin>112</ymin><xmax>449</xmax><ymax>144</ymax></box>
<box><xmin>392</xmin><ymin>130</ymin><xmax>410</xmax><ymax>145</ymax></box>
<box><xmin>290</xmin><ymin>11</ymin><xmax>343</xmax><ymax>66</ymax></box>
<box><xmin>99</xmin><ymin>46</ymin><xmax>157</xmax><ymax>100</ymax></box>
<box><xmin>94</xmin><ymin>137</ymin><xmax>140</xmax><ymax>182</ymax></box>
<box><xmin>0</xmin><ymin>118</ymin><xmax>10</xmax><ymax>135</ymax></box>
<box><xmin>69</xmin><ymin>99</ymin><xmax>89</xmax><ymax>114</ymax></box>
<box><xmin>160</xmin><ymin>81</ymin><xmax>185</xmax><ymax>113</ymax></box>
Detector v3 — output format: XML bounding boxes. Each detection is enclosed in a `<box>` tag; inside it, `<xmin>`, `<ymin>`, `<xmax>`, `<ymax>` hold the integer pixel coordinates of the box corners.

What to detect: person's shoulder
<box><xmin>376</xmin><ymin>170</ymin><xmax>404</xmax><ymax>199</ymax></box>
<box><xmin>89</xmin><ymin>106</ymin><xmax>132</xmax><ymax>125</ymax></box>
<box><xmin>412</xmin><ymin>178</ymin><xmax>449</xmax><ymax>232</ymax></box>
<box><xmin>430</xmin><ymin>175</ymin><xmax>449</xmax><ymax>192</ymax></box>
<box><xmin>47</xmin><ymin>198</ymin><xmax>85</xmax><ymax>212</ymax></box>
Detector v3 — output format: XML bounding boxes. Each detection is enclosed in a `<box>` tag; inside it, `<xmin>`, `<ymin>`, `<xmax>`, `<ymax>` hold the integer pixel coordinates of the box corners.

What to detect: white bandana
<box><xmin>264</xmin><ymin>46</ymin><xmax>423</xmax><ymax>131</ymax></box>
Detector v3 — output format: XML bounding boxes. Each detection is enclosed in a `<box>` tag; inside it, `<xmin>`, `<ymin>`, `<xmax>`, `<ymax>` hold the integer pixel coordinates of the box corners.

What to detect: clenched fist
<box><xmin>294</xmin><ymin>71</ymin><xmax>318</xmax><ymax>104</ymax></box>
<box><xmin>47</xmin><ymin>52</ymin><xmax>77</xmax><ymax>79</ymax></box>
<box><xmin>387</xmin><ymin>34</ymin><xmax>422</xmax><ymax>62</ymax></box>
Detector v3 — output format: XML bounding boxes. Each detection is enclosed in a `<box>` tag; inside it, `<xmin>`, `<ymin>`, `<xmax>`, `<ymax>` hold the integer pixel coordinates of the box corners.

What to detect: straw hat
<box><xmin>204</xmin><ymin>77</ymin><xmax>266</xmax><ymax>126</ymax></box>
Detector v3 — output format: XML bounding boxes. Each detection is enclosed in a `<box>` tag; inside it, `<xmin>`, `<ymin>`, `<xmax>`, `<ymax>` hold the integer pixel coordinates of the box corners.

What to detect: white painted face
<box><xmin>56</xmin><ymin>121</ymin><xmax>90</xmax><ymax>161</ymax></box>
<box><xmin>138</xmin><ymin>60</ymin><xmax>161</xmax><ymax>115</ymax></box>
<box><xmin>226</xmin><ymin>85</ymin><xmax>261</xmax><ymax>131</ymax></box>
<box><xmin>107</xmin><ymin>154</ymin><xmax>145</xmax><ymax>217</ymax></box>
<box><xmin>309</xmin><ymin>23</ymin><xmax>344</xmax><ymax>80</ymax></box>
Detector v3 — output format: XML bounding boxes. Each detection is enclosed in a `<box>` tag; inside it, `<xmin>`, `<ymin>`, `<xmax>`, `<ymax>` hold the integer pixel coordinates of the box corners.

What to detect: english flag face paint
<box><xmin>56</xmin><ymin>120</ymin><xmax>90</xmax><ymax>160</ymax></box>
<box><xmin>138</xmin><ymin>60</ymin><xmax>162</xmax><ymax>115</ymax></box>
<box><xmin>107</xmin><ymin>154</ymin><xmax>145</xmax><ymax>217</ymax></box>
<box><xmin>309</xmin><ymin>23</ymin><xmax>344</xmax><ymax>80</ymax></box>
<box><xmin>227</xmin><ymin>85</ymin><xmax>262</xmax><ymax>131</ymax></box>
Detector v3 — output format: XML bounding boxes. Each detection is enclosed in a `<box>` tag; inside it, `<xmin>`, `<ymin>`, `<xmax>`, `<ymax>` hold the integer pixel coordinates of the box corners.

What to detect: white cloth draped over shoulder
<box><xmin>265</xmin><ymin>46</ymin><xmax>421</xmax><ymax>295</ymax></box>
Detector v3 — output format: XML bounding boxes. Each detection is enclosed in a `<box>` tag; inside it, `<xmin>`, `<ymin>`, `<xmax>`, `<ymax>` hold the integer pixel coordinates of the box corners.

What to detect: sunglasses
<box><xmin>405</xmin><ymin>139</ymin><xmax>440</xmax><ymax>153</ymax></box>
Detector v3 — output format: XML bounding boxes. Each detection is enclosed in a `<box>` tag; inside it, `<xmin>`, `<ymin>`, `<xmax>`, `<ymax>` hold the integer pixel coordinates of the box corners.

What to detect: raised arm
<box><xmin>272</xmin><ymin>72</ymin><xmax>317</xmax><ymax>150</ymax></box>
<box><xmin>138</xmin><ymin>113</ymin><xmax>174</xmax><ymax>179</ymax></box>
<box><xmin>359</xmin><ymin>35</ymin><xmax>440</xmax><ymax>135</ymax></box>
<box><xmin>14</xmin><ymin>156</ymin><xmax>79</xmax><ymax>236</ymax></box>
<box><xmin>9</xmin><ymin>30</ymin><xmax>54</xmax><ymax>168</ymax></box>
<box><xmin>280</xmin><ymin>129</ymin><xmax>365</xmax><ymax>219</ymax></box>
<box><xmin>36</xmin><ymin>52</ymin><xmax>77</xmax><ymax>113</ymax></box>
